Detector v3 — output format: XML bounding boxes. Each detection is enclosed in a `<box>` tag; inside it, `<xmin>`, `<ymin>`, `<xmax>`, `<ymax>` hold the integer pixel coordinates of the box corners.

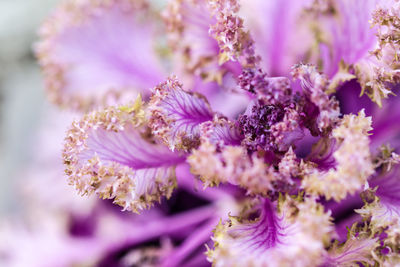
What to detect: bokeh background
<box><xmin>0</xmin><ymin>0</ymin><xmax>59</xmax><ymax>215</ymax></box>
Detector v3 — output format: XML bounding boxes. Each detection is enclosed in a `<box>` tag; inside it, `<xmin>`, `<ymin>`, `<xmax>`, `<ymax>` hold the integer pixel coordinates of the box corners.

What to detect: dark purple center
<box><xmin>238</xmin><ymin>101</ymin><xmax>285</xmax><ymax>152</ymax></box>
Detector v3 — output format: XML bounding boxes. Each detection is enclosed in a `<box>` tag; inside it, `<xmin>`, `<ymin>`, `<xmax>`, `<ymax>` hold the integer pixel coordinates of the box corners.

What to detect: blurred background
<box><xmin>0</xmin><ymin>2</ymin><xmax>216</xmax><ymax>266</ymax></box>
<box><xmin>0</xmin><ymin>0</ymin><xmax>59</xmax><ymax>216</ymax></box>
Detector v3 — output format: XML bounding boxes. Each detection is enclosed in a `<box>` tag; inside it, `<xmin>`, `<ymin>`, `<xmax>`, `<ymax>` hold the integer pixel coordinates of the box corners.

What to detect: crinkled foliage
<box><xmin>29</xmin><ymin>0</ymin><xmax>400</xmax><ymax>266</ymax></box>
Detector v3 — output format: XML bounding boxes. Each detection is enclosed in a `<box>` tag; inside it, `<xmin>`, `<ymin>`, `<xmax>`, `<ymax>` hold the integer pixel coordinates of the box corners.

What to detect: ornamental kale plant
<box><xmin>15</xmin><ymin>0</ymin><xmax>400</xmax><ymax>265</ymax></box>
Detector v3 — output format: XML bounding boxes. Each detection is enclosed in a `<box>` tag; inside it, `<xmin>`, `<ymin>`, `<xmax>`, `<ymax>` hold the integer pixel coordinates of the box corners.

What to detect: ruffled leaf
<box><xmin>318</xmin><ymin>0</ymin><xmax>379</xmax><ymax>75</ymax></box>
<box><xmin>301</xmin><ymin>110</ymin><xmax>374</xmax><ymax>201</ymax></box>
<box><xmin>323</xmin><ymin>223</ymin><xmax>378</xmax><ymax>267</ymax></box>
<box><xmin>237</xmin><ymin>68</ymin><xmax>292</xmax><ymax>105</ymax></box>
<box><xmin>358</xmin><ymin>165</ymin><xmax>400</xmax><ymax>242</ymax></box>
<box><xmin>199</xmin><ymin>118</ymin><xmax>243</xmax><ymax>147</ymax></box>
<box><xmin>207</xmin><ymin>197</ymin><xmax>333</xmax><ymax>266</ymax></box>
<box><xmin>163</xmin><ymin>0</ymin><xmax>240</xmax><ymax>82</ymax></box>
<box><xmin>148</xmin><ymin>76</ymin><xmax>214</xmax><ymax>151</ymax></box>
<box><xmin>311</xmin><ymin>0</ymin><xmax>400</xmax><ymax>106</ymax></box>
<box><xmin>63</xmin><ymin>101</ymin><xmax>185</xmax><ymax>212</ymax></box>
<box><xmin>36</xmin><ymin>0</ymin><xmax>165</xmax><ymax>110</ymax></box>
<box><xmin>188</xmin><ymin>116</ymin><xmax>301</xmax><ymax>196</ymax></box>
<box><xmin>207</xmin><ymin>0</ymin><xmax>260</xmax><ymax>67</ymax></box>
<box><xmin>188</xmin><ymin>117</ymin><xmax>280</xmax><ymax>194</ymax></box>
<box><xmin>292</xmin><ymin>64</ymin><xmax>340</xmax><ymax>133</ymax></box>
<box><xmin>242</xmin><ymin>0</ymin><xmax>313</xmax><ymax>76</ymax></box>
